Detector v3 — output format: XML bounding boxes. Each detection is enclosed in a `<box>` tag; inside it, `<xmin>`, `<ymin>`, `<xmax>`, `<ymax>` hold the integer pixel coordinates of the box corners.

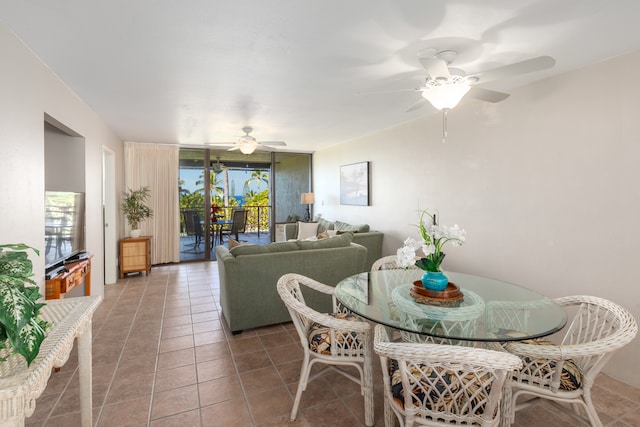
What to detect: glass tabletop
<box><xmin>334</xmin><ymin>270</ymin><xmax>567</xmax><ymax>342</ymax></box>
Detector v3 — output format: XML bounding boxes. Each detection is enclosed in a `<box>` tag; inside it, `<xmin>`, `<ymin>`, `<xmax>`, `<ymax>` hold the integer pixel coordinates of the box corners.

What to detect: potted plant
<box><xmin>0</xmin><ymin>244</ymin><xmax>50</xmax><ymax>365</ymax></box>
<box><xmin>121</xmin><ymin>186</ymin><xmax>153</xmax><ymax>238</ymax></box>
<box><xmin>397</xmin><ymin>209</ymin><xmax>466</xmax><ymax>291</ymax></box>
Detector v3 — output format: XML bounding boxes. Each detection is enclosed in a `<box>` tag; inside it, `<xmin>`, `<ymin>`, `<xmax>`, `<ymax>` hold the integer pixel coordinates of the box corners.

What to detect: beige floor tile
<box><xmin>105</xmin><ymin>372</ymin><xmax>155</xmax><ymax>404</ymax></box>
<box><xmin>159</xmin><ymin>335</ymin><xmax>195</xmax><ymax>353</ymax></box>
<box><xmin>154</xmin><ymin>364</ymin><xmax>198</xmax><ymax>392</ymax></box>
<box><xmin>150</xmin><ymin>409</ymin><xmax>202</xmax><ymax>427</ymax></box>
<box><xmin>199</xmin><ymin>374</ymin><xmax>244</xmax><ymax>406</ymax></box>
<box><xmin>196</xmin><ymin>357</ymin><xmax>236</xmax><ymax>383</ymax></box>
<box><xmin>239</xmin><ymin>366</ymin><xmax>286</xmax><ymax>396</ymax></box>
<box><xmin>157</xmin><ymin>347</ymin><xmax>196</xmax><ymax>371</ymax></box>
<box><xmin>245</xmin><ymin>386</ymin><xmax>293</xmax><ymax>422</ymax></box>
<box><xmin>200</xmin><ymin>398</ymin><xmax>253</xmax><ymax>427</ymax></box>
<box><xmin>233</xmin><ymin>350</ymin><xmax>273</xmax><ymax>373</ymax></box>
<box><xmin>151</xmin><ymin>384</ymin><xmax>200</xmax><ymax>420</ymax></box>
<box><xmin>194</xmin><ymin>341</ymin><xmax>231</xmax><ymax>362</ymax></box>
<box><xmin>97</xmin><ymin>395</ymin><xmax>152</xmax><ymax>427</ymax></box>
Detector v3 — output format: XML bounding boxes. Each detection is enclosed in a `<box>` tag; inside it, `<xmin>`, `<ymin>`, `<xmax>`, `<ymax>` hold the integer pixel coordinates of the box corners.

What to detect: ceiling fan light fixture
<box><xmin>239</xmin><ymin>140</ymin><xmax>258</xmax><ymax>154</ymax></box>
<box><xmin>421</xmin><ymin>82</ymin><xmax>471</xmax><ymax>110</ymax></box>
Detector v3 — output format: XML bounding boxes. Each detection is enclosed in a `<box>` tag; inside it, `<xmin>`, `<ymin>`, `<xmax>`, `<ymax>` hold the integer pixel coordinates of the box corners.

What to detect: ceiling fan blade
<box><xmin>419</xmin><ymin>58</ymin><xmax>450</xmax><ymax>79</ymax></box>
<box><xmin>469</xmin><ymin>56</ymin><xmax>555</xmax><ymax>84</ymax></box>
<box><xmin>406</xmin><ymin>98</ymin><xmax>428</xmax><ymax>112</ymax></box>
<box><xmin>467</xmin><ymin>87</ymin><xmax>510</xmax><ymax>103</ymax></box>
<box><xmin>259</xmin><ymin>141</ymin><xmax>287</xmax><ymax>147</ymax></box>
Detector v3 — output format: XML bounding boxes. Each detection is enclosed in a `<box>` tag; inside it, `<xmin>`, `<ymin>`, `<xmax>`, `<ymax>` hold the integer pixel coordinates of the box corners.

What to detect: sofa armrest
<box><xmin>284</xmin><ymin>223</ymin><xmax>297</xmax><ymax>240</ymax></box>
<box><xmin>352</xmin><ymin>231</ymin><xmax>384</xmax><ymax>271</ymax></box>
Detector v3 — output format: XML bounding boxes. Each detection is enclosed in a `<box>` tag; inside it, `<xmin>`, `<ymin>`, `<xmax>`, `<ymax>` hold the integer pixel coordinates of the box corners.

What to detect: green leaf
<box><xmin>0</xmin><ymin>284</ymin><xmax>35</xmax><ymax>333</ymax></box>
<box><xmin>13</xmin><ymin>317</ymin><xmax>47</xmax><ymax>365</ymax></box>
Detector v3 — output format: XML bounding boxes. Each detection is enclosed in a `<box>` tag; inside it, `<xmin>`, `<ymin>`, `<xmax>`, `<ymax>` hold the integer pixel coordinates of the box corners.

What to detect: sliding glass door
<box><xmin>178</xmin><ymin>148</ymin><xmax>313</xmax><ymax>260</ymax></box>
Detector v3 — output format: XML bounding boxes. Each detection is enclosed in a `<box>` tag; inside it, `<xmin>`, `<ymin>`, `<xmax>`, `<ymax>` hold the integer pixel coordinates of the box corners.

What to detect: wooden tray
<box><xmin>410</xmin><ymin>280</ymin><xmax>464</xmax><ymax>304</ymax></box>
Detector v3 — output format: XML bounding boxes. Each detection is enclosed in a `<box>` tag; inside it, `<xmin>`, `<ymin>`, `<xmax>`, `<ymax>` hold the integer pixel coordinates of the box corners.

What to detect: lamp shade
<box><xmin>301</xmin><ymin>193</ymin><xmax>315</xmax><ymax>204</ymax></box>
<box><xmin>421</xmin><ymin>83</ymin><xmax>471</xmax><ymax>110</ymax></box>
<box><xmin>239</xmin><ymin>140</ymin><xmax>257</xmax><ymax>154</ymax></box>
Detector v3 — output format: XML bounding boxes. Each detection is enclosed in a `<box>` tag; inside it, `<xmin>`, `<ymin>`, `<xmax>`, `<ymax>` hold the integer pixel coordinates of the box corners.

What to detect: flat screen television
<box><xmin>44</xmin><ymin>191</ymin><xmax>86</xmax><ymax>270</ymax></box>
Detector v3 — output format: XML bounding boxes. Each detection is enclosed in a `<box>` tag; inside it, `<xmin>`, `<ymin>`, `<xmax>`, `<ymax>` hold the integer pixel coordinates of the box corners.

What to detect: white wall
<box><xmin>0</xmin><ymin>24</ymin><xmax>124</xmax><ymax>298</ymax></box>
<box><xmin>314</xmin><ymin>50</ymin><xmax>640</xmax><ymax>387</ymax></box>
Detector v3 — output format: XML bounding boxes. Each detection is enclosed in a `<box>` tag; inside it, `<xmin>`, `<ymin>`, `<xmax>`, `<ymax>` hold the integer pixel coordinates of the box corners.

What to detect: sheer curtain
<box><xmin>124</xmin><ymin>142</ymin><xmax>180</xmax><ymax>264</ymax></box>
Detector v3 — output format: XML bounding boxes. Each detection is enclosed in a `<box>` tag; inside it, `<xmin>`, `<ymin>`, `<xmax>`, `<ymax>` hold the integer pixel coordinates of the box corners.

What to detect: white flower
<box><xmin>403</xmin><ymin>237</ymin><xmax>422</xmax><ymax>250</ymax></box>
<box><xmin>447</xmin><ymin>224</ymin><xmax>466</xmax><ymax>244</ymax></box>
<box><xmin>421</xmin><ymin>243</ymin><xmax>435</xmax><ymax>256</ymax></box>
<box><xmin>396</xmin><ymin>246</ymin><xmax>417</xmax><ymax>268</ymax></box>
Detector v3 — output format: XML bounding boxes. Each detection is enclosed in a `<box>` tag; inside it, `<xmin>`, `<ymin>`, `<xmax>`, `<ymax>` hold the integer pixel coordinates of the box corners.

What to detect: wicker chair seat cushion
<box><xmin>516</xmin><ymin>337</ymin><xmax>582</xmax><ymax>391</ymax></box>
<box><xmin>388</xmin><ymin>359</ymin><xmax>492</xmax><ymax>415</ymax></box>
<box><xmin>308</xmin><ymin>313</ymin><xmax>364</xmax><ymax>355</ymax></box>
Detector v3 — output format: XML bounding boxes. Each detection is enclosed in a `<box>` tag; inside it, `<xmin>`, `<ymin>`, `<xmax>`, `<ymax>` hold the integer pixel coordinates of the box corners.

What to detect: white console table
<box><xmin>0</xmin><ymin>295</ymin><xmax>101</xmax><ymax>427</ymax></box>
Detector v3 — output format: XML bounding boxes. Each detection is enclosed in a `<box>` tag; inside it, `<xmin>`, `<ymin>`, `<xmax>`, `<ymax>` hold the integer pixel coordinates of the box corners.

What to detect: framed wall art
<box><xmin>340</xmin><ymin>161</ymin><xmax>370</xmax><ymax>206</ymax></box>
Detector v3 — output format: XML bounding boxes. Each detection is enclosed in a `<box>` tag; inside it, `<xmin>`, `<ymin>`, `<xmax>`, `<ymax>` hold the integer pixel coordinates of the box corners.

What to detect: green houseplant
<box><xmin>121</xmin><ymin>186</ymin><xmax>153</xmax><ymax>237</ymax></box>
<box><xmin>0</xmin><ymin>244</ymin><xmax>50</xmax><ymax>365</ymax></box>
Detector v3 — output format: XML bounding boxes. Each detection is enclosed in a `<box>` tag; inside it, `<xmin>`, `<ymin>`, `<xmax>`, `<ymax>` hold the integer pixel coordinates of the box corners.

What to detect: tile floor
<box><xmin>26</xmin><ymin>262</ymin><xmax>640</xmax><ymax>426</ymax></box>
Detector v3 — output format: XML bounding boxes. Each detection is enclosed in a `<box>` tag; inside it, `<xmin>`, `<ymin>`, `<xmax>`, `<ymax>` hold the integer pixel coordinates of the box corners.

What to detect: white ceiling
<box><xmin>2</xmin><ymin>0</ymin><xmax>640</xmax><ymax>152</ymax></box>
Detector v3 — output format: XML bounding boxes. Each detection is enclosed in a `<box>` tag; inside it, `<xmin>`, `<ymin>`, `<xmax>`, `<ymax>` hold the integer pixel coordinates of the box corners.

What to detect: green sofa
<box><xmin>283</xmin><ymin>218</ymin><xmax>384</xmax><ymax>271</ymax></box>
<box><xmin>216</xmin><ymin>232</ymin><xmax>366</xmax><ymax>333</ymax></box>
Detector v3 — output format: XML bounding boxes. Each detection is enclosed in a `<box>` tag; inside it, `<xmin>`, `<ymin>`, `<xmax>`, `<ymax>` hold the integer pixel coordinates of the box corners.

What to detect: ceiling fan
<box><xmin>212</xmin><ymin>156</ymin><xmax>225</xmax><ymax>174</ymax></box>
<box><xmin>208</xmin><ymin>126</ymin><xmax>287</xmax><ymax>154</ymax></box>
<box><xmin>404</xmin><ymin>49</ymin><xmax>555</xmax><ymax>141</ymax></box>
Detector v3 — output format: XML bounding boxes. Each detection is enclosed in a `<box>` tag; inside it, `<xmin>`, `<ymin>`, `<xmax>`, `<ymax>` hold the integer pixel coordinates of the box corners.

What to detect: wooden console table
<box><xmin>119</xmin><ymin>236</ymin><xmax>151</xmax><ymax>279</ymax></box>
<box><xmin>45</xmin><ymin>256</ymin><xmax>92</xmax><ymax>300</ymax></box>
<box><xmin>0</xmin><ymin>296</ymin><xmax>101</xmax><ymax>427</ymax></box>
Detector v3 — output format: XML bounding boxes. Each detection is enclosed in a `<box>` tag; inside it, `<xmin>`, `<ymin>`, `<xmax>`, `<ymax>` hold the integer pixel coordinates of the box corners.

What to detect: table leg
<box><xmin>77</xmin><ymin>320</ymin><xmax>93</xmax><ymax>427</ymax></box>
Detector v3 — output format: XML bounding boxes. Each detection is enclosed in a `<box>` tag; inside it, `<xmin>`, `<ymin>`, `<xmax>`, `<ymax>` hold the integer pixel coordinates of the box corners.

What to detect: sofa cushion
<box><xmin>230</xmin><ymin>241</ymin><xmax>299</xmax><ymax>256</ymax></box>
<box><xmin>297</xmin><ymin>232</ymin><xmax>353</xmax><ymax>250</ymax></box>
<box><xmin>296</xmin><ymin>221</ymin><xmax>319</xmax><ymax>240</ymax></box>
<box><xmin>334</xmin><ymin>220</ymin><xmax>370</xmax><ymax>233</ymax></box>
<box><xmin>315</xmin><ymin>217</ymin><xmax>335</xmax><ymax>233</ymax></box>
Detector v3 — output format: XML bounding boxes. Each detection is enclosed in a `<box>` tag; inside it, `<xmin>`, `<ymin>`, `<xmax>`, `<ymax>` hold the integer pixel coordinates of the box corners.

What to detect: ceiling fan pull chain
<box><xmin>442</xmin><ymin>109</ymin><xmax>448</xmax><ymax>143</ymax></box>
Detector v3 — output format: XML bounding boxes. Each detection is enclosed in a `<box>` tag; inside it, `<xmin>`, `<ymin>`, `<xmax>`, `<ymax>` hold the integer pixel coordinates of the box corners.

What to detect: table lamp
<box><xmin>301</xmin><ymin>192</ymin><xmax>314</xmax><ymax>222</ymax></box>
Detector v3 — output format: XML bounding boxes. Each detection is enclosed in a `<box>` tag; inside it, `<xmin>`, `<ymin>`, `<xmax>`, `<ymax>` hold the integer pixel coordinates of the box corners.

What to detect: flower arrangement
<box><xmin>397</xmin><ymin>209</ymin><xmax>466</xmax><ymax>272</ymax></box>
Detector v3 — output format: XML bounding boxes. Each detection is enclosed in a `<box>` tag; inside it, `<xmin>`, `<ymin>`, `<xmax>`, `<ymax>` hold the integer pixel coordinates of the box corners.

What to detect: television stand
<box><xmin>45</xmin><ymin>255</ymin><xmax>92</xmax><ymax>299</ymax></box>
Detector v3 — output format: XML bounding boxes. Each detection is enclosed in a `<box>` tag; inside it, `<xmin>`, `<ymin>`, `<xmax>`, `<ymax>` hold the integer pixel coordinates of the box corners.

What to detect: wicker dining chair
<box><xmin>498</xmin><ymin>295</ymin><xmax>638</xmax><ymax>427</ymax></box>
<box><xmin>276</xmin><ymin>273</ymin><xmax>375</xmax><ymax>426</ymax></box>
<box><xmin>374</xmin><ymin>324</ymin><xmax>522</xmax><ymax>427</ymax></box>
<box><xmin>371</xmin><ymin>255</ymin><xmax>420</xmax><ymax>272</ymax></box>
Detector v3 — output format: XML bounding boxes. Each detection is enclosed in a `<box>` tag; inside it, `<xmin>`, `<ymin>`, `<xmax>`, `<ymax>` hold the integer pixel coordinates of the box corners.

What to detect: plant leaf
<box><xmin>0</xmin><ymin>284</ymin><xmax>35</xmax><ymax>333</ymax></box>
<box><xmin>13</xmin><ymin>317</ymin><xmax>47</xmax><ymax>365</ymax></box>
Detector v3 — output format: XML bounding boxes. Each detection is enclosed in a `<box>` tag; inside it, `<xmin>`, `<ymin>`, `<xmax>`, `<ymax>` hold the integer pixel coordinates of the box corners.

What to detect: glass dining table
<box><xmin>334</xmin><ymin>269</ymin><xmax>567</xmax><ymax>343</ymax></box>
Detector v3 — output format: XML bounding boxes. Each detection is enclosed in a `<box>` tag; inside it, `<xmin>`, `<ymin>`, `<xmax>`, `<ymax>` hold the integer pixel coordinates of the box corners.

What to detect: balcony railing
<box><xmin>182</xmin><ymin>205</ymin><xmax>272</xmax><ymax>237</ymax></box>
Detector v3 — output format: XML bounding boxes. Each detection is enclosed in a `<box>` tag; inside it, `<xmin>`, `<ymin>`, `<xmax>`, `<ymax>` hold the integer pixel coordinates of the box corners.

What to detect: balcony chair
<box><xmin>276</xmin><ymin>273</ymin><xmax>374</xmax><ymax>426</ymax></box>
<box><xmin>219</xmin><ymin>209</ymin><xmax>247</xmax><ymax>244</ymax></box>
<box><xmin>496</xmin><ymin>295</ymin><xmax>638</xmax><ymax>427</ymax></box>
<box><xmin>182</xmin><ymin>210</ymin><xmax>203</xmax><ymax>250</ymax></box>
<box><xmin>374</xmin><ymin>324</ymin><xmax>522</xmax><ymax>427</ymax></box>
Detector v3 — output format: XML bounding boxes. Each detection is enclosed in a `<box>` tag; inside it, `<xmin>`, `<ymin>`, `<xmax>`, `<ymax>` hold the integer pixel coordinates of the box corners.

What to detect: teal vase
<box><xmin>421</xmin><ymin>271</ymin><xmax>449</xmax><ymax>291</ymax></box>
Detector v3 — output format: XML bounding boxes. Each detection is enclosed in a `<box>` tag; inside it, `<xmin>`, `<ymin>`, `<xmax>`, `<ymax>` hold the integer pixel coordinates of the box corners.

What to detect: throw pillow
<box><xmin>297</xmin><ymin>232</ymin><xmax>353</xmax><ymax>250</ymax></box>
<box><xmin>228</xmin><ymin>238</ymin><xmax>242</xmax><ymax>249</ymax></box>
<box><xmin>315</xmin><ymin>217</ymin><xmax>335</xmax><ymax>233</ymax></box>
<box><xmin>334</xmin><ymin>220</ymin><xmax>370</xmax><ymax>233</ymax></box>
<box><xmin>296</xmin><ymin>221</ymin><xmax>319</xmax><ymax>240</ymax></box>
